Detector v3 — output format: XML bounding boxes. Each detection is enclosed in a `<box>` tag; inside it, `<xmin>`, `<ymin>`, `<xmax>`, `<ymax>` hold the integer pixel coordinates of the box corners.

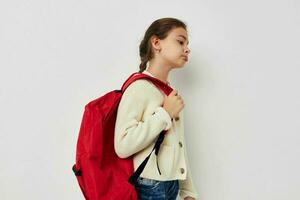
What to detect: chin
<box><xmin>170</xmin><ymin>60</ymin><xmax>187</xmax><ymax>69</ymax></box>
<box><xmin>177</xmin><ymin>62</ymin><xmax>187</xmax><ymax>68</ymax></box>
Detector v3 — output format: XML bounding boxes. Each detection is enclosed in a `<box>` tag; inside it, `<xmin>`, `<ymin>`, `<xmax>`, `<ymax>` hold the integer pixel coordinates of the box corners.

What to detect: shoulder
<box><xmin>125</xmin><ymin>79</ymin><xmax>152</xmax><ymax>90</ymax></box>
<box><xmin>124</xmin><ymin>79</ymin><xmax>159</xmax><ymax>96</ymax></box>
<box><xmin>122</xmin><ymin>78</ymin><xmax>165</xmax><ymax>102</ymax></box>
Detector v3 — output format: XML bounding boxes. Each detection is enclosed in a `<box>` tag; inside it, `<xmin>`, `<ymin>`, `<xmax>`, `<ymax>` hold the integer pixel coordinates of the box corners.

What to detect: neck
<box><xmin>146</xmin><ymin>60</ymin><xmax>171</xmax><ymax>84</ymax></box>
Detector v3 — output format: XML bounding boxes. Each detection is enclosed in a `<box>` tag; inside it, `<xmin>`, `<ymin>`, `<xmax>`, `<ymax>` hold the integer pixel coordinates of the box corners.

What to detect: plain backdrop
<box><xmin>0</xmin><ymin>0</ymin><xmax>299</xmax><ymax>199</ymax></box>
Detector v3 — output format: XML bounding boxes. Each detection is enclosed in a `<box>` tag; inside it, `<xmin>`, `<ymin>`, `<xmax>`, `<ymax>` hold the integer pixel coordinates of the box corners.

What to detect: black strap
<box><xmin>128</xmin><ymin>131</ymin><xmax>165</xmax><ymax>186</ymax></box>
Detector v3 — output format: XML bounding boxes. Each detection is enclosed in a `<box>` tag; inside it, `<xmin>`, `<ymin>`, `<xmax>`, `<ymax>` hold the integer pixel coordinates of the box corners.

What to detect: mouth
<box><xmin>182</xmin><ymin>56</ymin><xmax>188</xmax><ymax>61</ymax></box>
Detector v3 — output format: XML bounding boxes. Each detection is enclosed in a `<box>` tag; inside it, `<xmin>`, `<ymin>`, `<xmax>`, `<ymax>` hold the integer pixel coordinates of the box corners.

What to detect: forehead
<box><xmin>168</xmin><ymin>27</ymin><xmax>188</xmax><ymax>39</ymax></box>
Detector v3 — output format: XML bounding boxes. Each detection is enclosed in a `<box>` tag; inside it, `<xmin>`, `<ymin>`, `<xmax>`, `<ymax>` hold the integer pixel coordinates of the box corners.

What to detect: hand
<box><xmin>184</xmin><ymin>197</ymin><xmax>196</xmax><ymax>200</ymax></box>
<box><xmin>163</xmin><ymin>89</ymin><xmax>185</xmax><ymax>119</ymax></box>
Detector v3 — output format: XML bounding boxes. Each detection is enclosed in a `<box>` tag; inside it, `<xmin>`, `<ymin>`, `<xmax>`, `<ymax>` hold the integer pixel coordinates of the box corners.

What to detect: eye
<box><xmin>178</xmin><ymin>40</ymin><xmax>184</xmax><ymax>45</ymax></box>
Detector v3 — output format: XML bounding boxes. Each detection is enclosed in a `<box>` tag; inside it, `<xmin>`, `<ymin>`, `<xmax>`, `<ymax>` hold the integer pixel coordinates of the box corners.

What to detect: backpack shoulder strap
<box><xmin>121</xmin><ymin>72</ymin><xmax>173</xmax><ymax>96</ymax></box>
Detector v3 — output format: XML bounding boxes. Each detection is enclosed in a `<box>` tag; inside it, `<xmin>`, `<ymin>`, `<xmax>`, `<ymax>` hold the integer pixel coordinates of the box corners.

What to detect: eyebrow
<box><xmin>178</xmin><ymin>35</ymin><xmax>189</xmax><ymax>45</ymax></box>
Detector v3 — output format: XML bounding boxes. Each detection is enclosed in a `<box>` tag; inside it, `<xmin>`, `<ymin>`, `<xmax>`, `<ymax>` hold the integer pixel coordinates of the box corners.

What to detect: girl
<box><xmin>114</xmin><ymin>18</ymin><xmax>199</xmax><ymax>200</ymax></box>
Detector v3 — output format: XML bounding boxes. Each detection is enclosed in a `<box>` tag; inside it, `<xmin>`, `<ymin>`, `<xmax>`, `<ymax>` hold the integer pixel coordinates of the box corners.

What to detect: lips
<box><xmin>182</xmin><ymin>56</ymin><xmax>188</xmax><ymax>61</ymax></box>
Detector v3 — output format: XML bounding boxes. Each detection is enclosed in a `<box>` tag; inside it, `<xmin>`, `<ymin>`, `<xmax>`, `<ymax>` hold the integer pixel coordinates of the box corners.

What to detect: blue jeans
<box><xmin>134</xmin><ymin>177</ymin><xmax>179</xmax><ymax>200</ymax></box>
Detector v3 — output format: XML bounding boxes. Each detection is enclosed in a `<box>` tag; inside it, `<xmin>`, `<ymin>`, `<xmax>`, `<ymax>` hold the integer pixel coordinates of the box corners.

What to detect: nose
<box><xmin>184</xmin><ymin>46</ymin><xmax>191</xmax><ymax>54</ymax></box>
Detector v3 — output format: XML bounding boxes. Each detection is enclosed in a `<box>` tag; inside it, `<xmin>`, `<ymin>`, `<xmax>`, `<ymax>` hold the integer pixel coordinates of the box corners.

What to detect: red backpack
<box><xmin>72</xmin><ymin>71</ymin><xmax>174</xmax><ymax>200</ymax></box>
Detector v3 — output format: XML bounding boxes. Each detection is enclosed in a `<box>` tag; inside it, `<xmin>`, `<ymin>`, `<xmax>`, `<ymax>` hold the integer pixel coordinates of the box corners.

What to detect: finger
<box><xmin>169</xmin><ymin>90</ymin><xmax>176</xmax><ymax>97</ymax></box>
<box><xmin>172</xmin><ymin>90</ymin><xmax>178</xmax><ymax>96</ymax></box>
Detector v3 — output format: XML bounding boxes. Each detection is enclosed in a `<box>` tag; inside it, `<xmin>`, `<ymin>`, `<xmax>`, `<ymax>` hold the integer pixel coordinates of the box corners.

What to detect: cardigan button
<box><xmin>180</xmin><ymin>168</ymin><xmax>185</xmax><ymax>174</ymax></box>
<box><xmin>179</xmin><ymin>141</ymin><xmax>183</xmax><ymax>148</ymax></box>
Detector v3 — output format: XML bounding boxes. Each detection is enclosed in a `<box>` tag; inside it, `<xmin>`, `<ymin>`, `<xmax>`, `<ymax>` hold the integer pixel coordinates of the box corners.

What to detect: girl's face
<box><xmin>153</xmin><ymin>27</ymin><xmax>190</xmax><ymax>69</ymax></box>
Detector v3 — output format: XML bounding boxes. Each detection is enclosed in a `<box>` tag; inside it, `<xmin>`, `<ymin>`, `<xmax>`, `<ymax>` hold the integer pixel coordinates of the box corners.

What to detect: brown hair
<box><xmin>138</xmin><ymin>17</ymin><xmax>187</xmax><ymax>73</ymax></box>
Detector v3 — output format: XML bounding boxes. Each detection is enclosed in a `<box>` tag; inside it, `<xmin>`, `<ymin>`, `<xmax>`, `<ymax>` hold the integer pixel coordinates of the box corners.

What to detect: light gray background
<box><xmin>0</xmin><ymin>0</ymin><xmax>299</xmax><ymax>199</ymax></box>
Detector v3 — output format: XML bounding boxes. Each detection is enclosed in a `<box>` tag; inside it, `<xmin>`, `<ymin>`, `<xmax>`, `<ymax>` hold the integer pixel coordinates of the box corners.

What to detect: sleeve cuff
<box><xmin>154</xmin><ymin>106</ymin><xmax>173</xmax><ymax>130</ymax></box>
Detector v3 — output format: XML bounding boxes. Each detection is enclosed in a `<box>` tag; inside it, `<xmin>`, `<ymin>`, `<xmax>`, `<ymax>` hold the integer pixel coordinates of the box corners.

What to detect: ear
<box><xmin>150</xmin><ymin>35</ymin><xmax>161</xmax><ymax>52</ymax></box>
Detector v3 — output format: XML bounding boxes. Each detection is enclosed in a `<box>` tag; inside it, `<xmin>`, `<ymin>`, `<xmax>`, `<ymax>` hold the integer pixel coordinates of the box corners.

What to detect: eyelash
<box><xmin>178</xmin><ymin>40</ymin><xmax>184</xmax><ymax>45</ymax></box>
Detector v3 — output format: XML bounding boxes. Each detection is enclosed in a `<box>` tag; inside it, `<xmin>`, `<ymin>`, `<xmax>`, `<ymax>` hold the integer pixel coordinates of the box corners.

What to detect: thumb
<box><xmin>170</xmin><ymin>89</ymin><xmax>178</xmax><ymax>96</ymax></box>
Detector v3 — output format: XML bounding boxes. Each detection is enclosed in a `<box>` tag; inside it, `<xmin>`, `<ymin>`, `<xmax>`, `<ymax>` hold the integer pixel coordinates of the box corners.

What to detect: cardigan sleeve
<box><xmin>114</xmin><ymin>80</ymin><xmax>172</xmax><ymax>159</ymax></box>
<box><xmin>179</xmin><ymin>144</ymin><xmax>199</xmax><ymax>199</ymax></box>
<box><xmin>179</xmin><ymin>111</ymin><xmax>199</xmax><ymax>199</ymax></box>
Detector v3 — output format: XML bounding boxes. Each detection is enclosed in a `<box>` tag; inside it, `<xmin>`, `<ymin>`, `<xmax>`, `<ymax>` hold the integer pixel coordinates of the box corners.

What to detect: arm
<box><xmin>114</xmin><ymin>80</ymin><xmax>172</xmax><ymax>159</ymax></box>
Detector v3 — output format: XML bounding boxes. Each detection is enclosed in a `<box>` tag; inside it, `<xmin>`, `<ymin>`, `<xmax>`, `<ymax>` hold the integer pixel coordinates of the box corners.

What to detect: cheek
<box><xmin>163</xmin><ymin>45</ymin><xmax>182</xmax><ymax>57</ymax></box>
<box><xmin>162</xmin><ymin>51</ymin><xmax>178</xmax><ymax>62</ymax></box>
